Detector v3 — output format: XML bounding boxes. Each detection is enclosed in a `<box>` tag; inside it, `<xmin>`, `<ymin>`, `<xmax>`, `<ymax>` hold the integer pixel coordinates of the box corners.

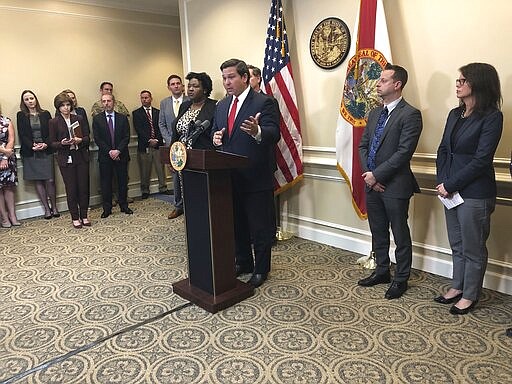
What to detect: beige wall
<box><xmin>180</xmin><ymin>0</ymin><xmax>512</xmax><ymax>293</ymax></box>
<box><xmin>0</xmin><ymin>0</ymin><xmax>183</xmax><ymax>217</ymax></box>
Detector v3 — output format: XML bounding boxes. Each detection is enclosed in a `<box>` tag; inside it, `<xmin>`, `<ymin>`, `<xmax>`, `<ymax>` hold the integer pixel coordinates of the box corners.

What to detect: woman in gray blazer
<box><xmin>434</xmin><ymin>63</ymin><xmax>503</xmax><ymax>315</ymax></box>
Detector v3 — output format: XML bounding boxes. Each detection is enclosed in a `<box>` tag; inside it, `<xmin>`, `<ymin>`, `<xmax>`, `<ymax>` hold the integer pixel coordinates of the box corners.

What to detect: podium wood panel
<box><xmin>172</xmin><ymin>149</ymin><xmax>253</xmax><ymax>313</ymax></box>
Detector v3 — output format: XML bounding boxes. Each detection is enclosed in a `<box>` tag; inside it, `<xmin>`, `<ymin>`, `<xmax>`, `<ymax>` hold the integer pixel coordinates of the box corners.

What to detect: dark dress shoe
<box><xmin>44</xmin><ymin>213</ymin><xmax>53</xmax><ymax>220</ymax></box>
<box><xmin>121</xmin><ymin>207</ymin><xmax>133</xmax><ymax>214</ymax></box>
<box><xmin>235</xmin><ymin>264</ymin><xmax>254</xmax><ymax>277</ymax></box>
<box><xmin>385</xmin><ymin>281</ymin><xmax>408</xmax><ymax>299</ymax></box>
<box><xmin>434</xmin><ymin>293</ymin><xmax>463</xmax><ymax>304</ymax></box>
<box><xmin>167</xmin><ymin>209</ymin><xmax>183</xmax><ymax>219</ymax></box>
<box><xmin>506</xmin><ymin>328</ymin><xmax>512</xmax><ymax>337</ymax></box>
<box><xmin>358</xmin><ymin>271</ymin><xmax>391</xmax><ymax>287</ymax></box>
<box><xmin>101</xmin><ymin>211</ymin><xmax>111</xmax><ymax>218</ymax></box>
<box><xmin>449</xmin><ymin>301</ymin><xmax>476</xmax><ymax>315</ymax></box>
<box><xmin>163</xmin><ymin>190</ymin><xmax>174</xmax><ymax>195</ymax></box>
<box><xmin>52</xmin><ymin>212</ymin><xmax>61</xmax><ymax>218</ymax></box>
<box><xmin>248</xmin><ymin>273</ymin><xmax>268</xmax><ymax>288</ymax></box>
<box><xmin>141</xmin><ymin>193</ymin><xmax>150</xmax><ymax>200</ymax></box>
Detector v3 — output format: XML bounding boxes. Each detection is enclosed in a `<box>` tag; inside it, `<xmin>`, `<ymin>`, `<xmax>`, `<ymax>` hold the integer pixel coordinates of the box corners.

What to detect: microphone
<box><xmin>187</xmin><ymin>120</ymin><xmax>210</xmax><ymax>144</ymax></box>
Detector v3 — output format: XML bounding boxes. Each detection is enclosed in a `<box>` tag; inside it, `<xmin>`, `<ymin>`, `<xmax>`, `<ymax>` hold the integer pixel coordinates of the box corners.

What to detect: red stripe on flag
<box><xmin>274</xmin><ymin>73</ymin><xmax>302</xmax><ymax>172</ymax></box>
<box><xmin>275</xmin><ymin>65</ymin><xmax>301</xmax><ymax>131</ymax></box>
<box><xmin>358</xmin><ymin>0</ymin><xmax>377</xmax><ymax>49</ymax></box>
<box><xmin>275</xmin><ymin>143</ymin><xmax>293</xmax><ymax>182</ymax></box>
<box><xmin>276</xmin><ymin>110</ymin><xmax>302</xmax><ymax>176</ymax></box>
<box><xmin>351</xmin><ymin>126</ymin><xmax>366</xmax><ymax>215</ymax></box>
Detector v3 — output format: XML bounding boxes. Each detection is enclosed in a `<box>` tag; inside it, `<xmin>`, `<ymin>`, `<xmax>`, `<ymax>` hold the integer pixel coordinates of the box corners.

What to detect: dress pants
<box><xmin>99</xmin><ymin>159</ymin><xmax>128</xmax><ymax>212</ymax></box>
<box><xmin>137</xmin><ymin>147</ymin><xmax>166</xmax><ymax>194</ymax></box>
<box><xmin>59</xmin><ymin>155</ymin><xmax>89</xmax><ymax>220</ymax></box>
<box><xmin>173</xmin><ymin>170</ymin><xmax>183</xmax><ymax>211</ymax></box>
<box><xmin>445</xmin><ymin>197</ymin><xmax>495</xmax><ymax>301</ymax></box>
<box><xmin>233</xmin><ymin>188</ymin><xmax>275</xmax><ymax>274</ymax></box>
<box><xmin>366</xmin><ymin>190</ymin><xmax>412</xmax><ymax>282</ymax></box>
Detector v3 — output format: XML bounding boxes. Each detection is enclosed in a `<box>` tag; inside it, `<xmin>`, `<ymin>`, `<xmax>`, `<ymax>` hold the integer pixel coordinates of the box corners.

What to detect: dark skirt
<box><xmin>22</xmin><ymin>152</ymin><xmax>54</xmax><ymax>181</ymax></box>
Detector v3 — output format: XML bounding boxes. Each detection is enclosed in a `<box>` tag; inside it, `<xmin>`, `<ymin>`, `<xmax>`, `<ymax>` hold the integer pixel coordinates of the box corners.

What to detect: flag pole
<box><xmin>275</xmin><ymin>194</ymin><xmax>293</xmax><ymax>241</ymax></box>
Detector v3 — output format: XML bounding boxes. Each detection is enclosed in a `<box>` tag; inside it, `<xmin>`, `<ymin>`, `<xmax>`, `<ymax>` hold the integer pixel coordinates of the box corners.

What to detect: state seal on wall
<box><xmin>310</xmin><ymin>17</ymin><xmax>351</xmax><ymax>69</ymax></box>
<box><xmin>340</xmin><ymin>49</ymin><xmax>388</xmax><ymax>126</ymax></box>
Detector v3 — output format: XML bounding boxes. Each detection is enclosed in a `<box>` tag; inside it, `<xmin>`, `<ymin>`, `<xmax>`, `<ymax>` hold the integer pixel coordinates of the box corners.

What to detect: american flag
<box><xmin>263</xmin><ymin>0</ymin><xmax>303</xmax><ymax>194</ymax></box>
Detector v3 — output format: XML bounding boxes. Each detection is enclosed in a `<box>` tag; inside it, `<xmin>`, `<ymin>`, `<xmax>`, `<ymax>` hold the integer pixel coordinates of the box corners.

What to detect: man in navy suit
<box><xmin>212</xmin><ymin>58</ymin><xmax>280</xmax><ymax>288</ymax></box>
<box><xmin>92</xmin><ymin>94</ymin><xmax>132</xmax><ymax>218</ymax></box>
<box><xmin>358</xmin><ymin>63</ymin><xmax>423</xmax><ymax>299</ymax></box>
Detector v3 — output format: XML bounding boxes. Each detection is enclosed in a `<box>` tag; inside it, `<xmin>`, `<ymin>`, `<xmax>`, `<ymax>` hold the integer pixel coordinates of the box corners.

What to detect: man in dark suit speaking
<box><xmin>93</xmin><ymin>93</ymin><xmax>133</xmax><ymax>218</ymax></box>
<box><xmin>212</xmin><ymin>58</ymin><xmax>280</xmax><ymax>288</ymax></box>
<box><xmin>358</xmin><ymin>63</ymin><xmax>423</xmax><ymax>299</ymax></box>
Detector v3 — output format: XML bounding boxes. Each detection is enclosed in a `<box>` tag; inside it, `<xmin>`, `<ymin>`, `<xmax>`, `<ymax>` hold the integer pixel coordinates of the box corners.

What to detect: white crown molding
<box><xmin>58</xmin><ymin>0</ymin><xmax>179</xmax><ymax>16</ymax></box>
<box><xmin>0</xmin><ymin>4</ymin><xmax>179</xmax><ymax>28</ymax></box>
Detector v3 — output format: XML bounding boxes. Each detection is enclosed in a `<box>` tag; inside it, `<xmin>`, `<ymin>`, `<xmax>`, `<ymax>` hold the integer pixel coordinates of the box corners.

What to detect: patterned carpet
<box><xmin>0</xmin><ymin>197</ymin><xmax>511</xmax><ymax>384</ymax></box>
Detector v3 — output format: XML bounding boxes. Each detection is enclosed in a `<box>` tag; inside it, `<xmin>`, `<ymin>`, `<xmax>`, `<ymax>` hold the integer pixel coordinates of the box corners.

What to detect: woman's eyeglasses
<box><xmin>456</xmin><ymin>78</ymin><xmax>467</xmax><ymax>86</ymax></box>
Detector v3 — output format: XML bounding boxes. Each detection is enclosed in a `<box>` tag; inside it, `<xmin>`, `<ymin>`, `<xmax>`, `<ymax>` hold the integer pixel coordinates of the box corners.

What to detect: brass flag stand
<box><xmin>356</xmin><ymin>251</ymin><xmax>377</xmax><ymax>270</ymax></box>
<box><xmin>276</xmin><ymin>226</ymin><xmax>293</xmax><ymax>241</ymax></box>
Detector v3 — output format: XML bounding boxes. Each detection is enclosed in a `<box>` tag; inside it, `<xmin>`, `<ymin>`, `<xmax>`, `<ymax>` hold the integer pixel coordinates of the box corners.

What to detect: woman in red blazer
<box><xmin>49</xmin><ymin>92</ymin><xmax>90</xmax><ymax>228</ymax></box>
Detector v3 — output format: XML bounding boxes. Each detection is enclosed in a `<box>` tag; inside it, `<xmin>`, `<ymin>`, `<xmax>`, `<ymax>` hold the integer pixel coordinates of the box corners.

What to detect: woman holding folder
<box><xmin>49</xmin><ymin>92</ymin><xmax>91</xmax><ymax>228</ymax></box>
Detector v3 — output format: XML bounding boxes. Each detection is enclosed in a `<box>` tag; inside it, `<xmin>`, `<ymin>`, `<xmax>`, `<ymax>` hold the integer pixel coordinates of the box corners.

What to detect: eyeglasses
<box><xmin>456</xmin><ymin>78</ymin><xmax>467</xmax><ymax>86</ymax></box>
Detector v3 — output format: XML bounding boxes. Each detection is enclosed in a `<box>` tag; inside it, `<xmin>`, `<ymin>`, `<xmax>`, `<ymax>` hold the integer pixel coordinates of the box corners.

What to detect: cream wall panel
<box><xmin>0</xmin><ymin>0</ymin><xmax>181</xmax><ymax>118</ymax></box>
<box><xmin>180</xmin><ymin>0</ymin><xmax>270</xmax><ymax>101</ymax></box>
<box><xmin>384</xmin><ymin>0</ymin><xmax>511</xmax><ymax>157</ymax></box>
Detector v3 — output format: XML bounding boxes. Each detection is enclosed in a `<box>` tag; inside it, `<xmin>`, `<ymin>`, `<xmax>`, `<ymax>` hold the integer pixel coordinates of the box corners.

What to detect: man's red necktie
<box><xmin>146</xmin><ymin>108</ymin><xmax>155</xmax><ymax>139</ymax></box>
<box><xmin>227</xmin><ymin>97</ymin><xmax>238</xmax><ymax>136</ymax></box>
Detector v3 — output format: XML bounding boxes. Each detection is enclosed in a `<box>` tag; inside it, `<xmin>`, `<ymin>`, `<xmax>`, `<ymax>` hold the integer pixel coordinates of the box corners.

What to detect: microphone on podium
<box><xmin>187</xmin><ymin>120</ymin><xmax>210</xmax><ymax>144</ymax></box>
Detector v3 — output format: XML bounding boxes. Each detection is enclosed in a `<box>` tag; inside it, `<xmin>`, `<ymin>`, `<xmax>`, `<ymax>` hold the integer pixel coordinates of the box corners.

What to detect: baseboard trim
<box><xmin>283</xmin><ymin>219</ymin><xmax>512</xmax><ymax>295</ymax></box>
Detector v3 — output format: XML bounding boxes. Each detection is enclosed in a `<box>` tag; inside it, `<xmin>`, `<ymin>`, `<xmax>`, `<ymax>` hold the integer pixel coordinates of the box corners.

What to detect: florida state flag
<box><xmin>336</xmin><ymin>0</ymin><xmax>392</xmax><ymax>219</ymax></box>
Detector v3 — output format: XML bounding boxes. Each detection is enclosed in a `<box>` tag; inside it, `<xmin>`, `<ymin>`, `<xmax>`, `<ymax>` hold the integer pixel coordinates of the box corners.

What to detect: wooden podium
<box><xmin>172</xmin><ymin>149</ymin><xmax>254</xmax><ymax>313</ymax></box>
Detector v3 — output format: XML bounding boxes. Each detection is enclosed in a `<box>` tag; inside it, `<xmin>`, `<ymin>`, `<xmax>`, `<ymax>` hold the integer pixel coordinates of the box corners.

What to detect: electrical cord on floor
<box><xmin>1</xmin><ymin>301</ymin><xmax>194</xmax><ymax>384</ymax></box>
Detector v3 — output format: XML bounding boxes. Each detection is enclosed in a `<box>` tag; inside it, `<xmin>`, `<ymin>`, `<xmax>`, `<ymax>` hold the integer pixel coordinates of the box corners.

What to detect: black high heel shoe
<box><xmin>449</xmin><ymin>301</ymin><xmax>477</xmax><ymax>315</ymax></box>
<box><xmin>433</xmin><ymin>293</ymin><xmax>463</xmax><ymax>304</ymax></box>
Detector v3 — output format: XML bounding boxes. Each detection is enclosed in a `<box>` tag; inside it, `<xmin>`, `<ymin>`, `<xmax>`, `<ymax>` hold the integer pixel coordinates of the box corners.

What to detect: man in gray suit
<box><xmin>357</xmin><ymin>63</ymin><xmax>423</xmax><ymax>299</ymax></box>
<box><xmin>158</xmin><ymin>74</ymin><xmax>188</xmax><ymax>219</ymax></box>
